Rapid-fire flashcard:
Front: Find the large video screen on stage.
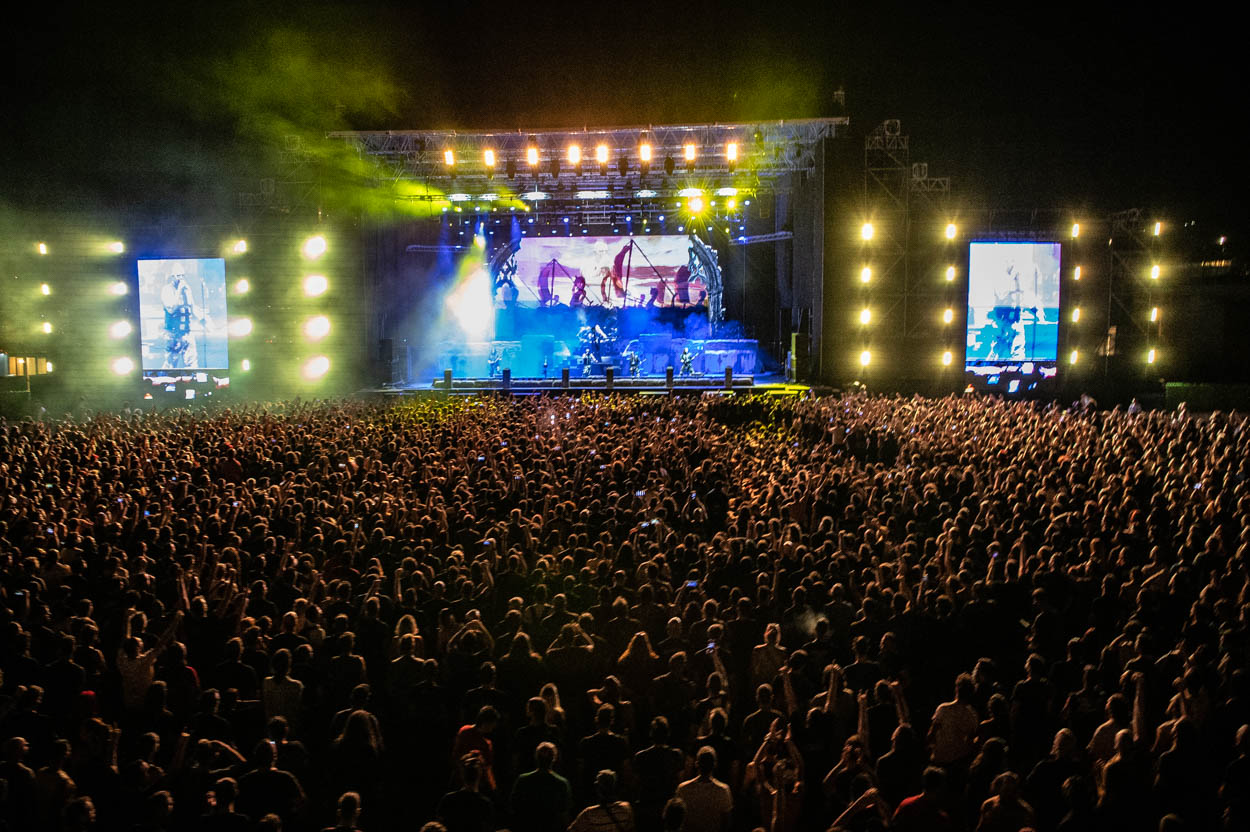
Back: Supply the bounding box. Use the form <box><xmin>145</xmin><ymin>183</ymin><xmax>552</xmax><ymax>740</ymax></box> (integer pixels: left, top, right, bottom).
<box><xmin>137</xmin><ymin>258</ymin><xmax>229</xmax><ymax>370</ymax></box>
<box><xmin>510</xmin><ymin>235</ymin><xmax>704</xmax><ymax>308</ymax></box>
<box><xmin>966</xmin><ymin>242</ymin><xmax>1061</xmax><ymax>368</ymax></box>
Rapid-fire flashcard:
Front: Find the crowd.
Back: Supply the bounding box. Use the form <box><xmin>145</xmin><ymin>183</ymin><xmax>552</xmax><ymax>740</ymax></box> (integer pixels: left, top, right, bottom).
<box><xmin>1</xmin><ymin>392</ymin><xmax>1249</xmax><ymax>832</ymax></box>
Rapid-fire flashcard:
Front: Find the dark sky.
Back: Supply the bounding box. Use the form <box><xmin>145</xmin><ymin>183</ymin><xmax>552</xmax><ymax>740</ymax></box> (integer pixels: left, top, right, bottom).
<box><xmin>2</xmin><ymin>1</ymin><xmax>1243</xmax><ymax>223</ymax></box>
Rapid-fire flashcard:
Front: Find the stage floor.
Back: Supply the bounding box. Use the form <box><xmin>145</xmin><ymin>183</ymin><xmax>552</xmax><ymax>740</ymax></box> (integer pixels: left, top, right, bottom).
<box><xmin>362</xmin><ymin>373</ymin><xmax>812</xmax><ymax>396</ymax></box>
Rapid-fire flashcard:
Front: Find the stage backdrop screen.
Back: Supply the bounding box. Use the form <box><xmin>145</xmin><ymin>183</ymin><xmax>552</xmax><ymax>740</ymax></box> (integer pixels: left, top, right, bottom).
<box><xmin>966</xmin><ymin>242</ymin><xmax>1061</xmax><ymax>368</ymax></box>
<box><xmin>137</xmin><ymin>258</ymin><xmax>229</xmax><ymax>371</ymax></box>
<box><xmin>509</xmin><ymin>235</ymin><xmax>704</xmax><ymax>309</ymax></box>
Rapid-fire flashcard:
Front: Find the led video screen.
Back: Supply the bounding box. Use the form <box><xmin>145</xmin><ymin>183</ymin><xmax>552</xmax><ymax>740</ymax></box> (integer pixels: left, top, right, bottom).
<box><xmin>138</xmin><ymin>258</ymin><xmax>229</xmax><ymax>370</ymax></box>
<box><xmin>509</xmin><ymin>235</ymin><xmax>705</xmax><ymax>309</ymax></box>
<box><xmin>966</xmin><ymin>242</ymin><xmax>1061</xmax><ymax>368</ymax></box>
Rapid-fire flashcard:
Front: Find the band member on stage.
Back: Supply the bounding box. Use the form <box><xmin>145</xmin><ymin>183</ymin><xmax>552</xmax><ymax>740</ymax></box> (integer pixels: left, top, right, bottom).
<box><xmin>581</xmin><ymin>349</ymin><xmax>594</xmax><ymax>377</ymax></box>
<box><xmin>161</xmin><ymin>265</ymin><xmax>204</xmax><ymax>369</ymax></box>
<box><xmin>542</xmin><ymin>356</ymin><xmax>549</xmax><ymax>378</ymax></box>
<box><xmin>646</xmin><ymin>287</ymin><xmax>660</xmax><ymax>309</ymax></box>
<box><xmin>571</xmin><ymin>275</ymin><xmax>588</xmax><ymax>307</ymax></box>
<box><xmin>487</xmin><ymin>347</ymin><xmax>501</xmax><ymax>378</ymax></box>
<box><xmin>680</xmin><ymin>347</ymin><xmax>694</xmax><ymax>376</ymax></box>
<box><xmin>628</xmin><ymin>351</ymin><xmax>641</xmax><ymax>378</ymax></box>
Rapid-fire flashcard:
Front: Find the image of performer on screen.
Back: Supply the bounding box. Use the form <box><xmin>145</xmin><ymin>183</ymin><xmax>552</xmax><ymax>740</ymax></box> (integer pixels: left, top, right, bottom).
<box><xmin>160</xmin><ymin>265</ymin><xmax>204</xmax><ymax>369</ymax></box>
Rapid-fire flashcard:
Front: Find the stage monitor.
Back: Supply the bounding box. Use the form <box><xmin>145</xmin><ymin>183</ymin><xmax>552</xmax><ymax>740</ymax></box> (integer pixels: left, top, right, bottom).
<box><xmin>137</xmin><ymin>258</ymin><xmax>229</xmax><ymax>371</ymax></box>
<box><xmin>509</xmin><ymin>235</ymin><xmax>705</xmax><ymax>309</ymax></box>
<box><xmin>966</xmin><ymin>242</ymin><xmax>1061</xmax><ymax>373</ymax></box>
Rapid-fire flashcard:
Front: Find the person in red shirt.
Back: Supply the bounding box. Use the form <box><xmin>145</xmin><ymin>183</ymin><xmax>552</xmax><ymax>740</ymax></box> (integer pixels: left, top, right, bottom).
<box><xmin>451</xmin><ymin>706</ymin><xmax>500</xmax><ymax>793</ymax></box>
<box><xmin>892</xmin><ymin>766</ymin><xmax>953</xmax><ymax>832</ymax></box>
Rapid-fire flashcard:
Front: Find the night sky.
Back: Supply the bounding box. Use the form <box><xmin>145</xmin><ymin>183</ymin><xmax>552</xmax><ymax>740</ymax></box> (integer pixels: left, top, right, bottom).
<box><xmin>2</xmin><ymin>1</ymin><xmax>1243</xmax><ymax>224</ymax></box>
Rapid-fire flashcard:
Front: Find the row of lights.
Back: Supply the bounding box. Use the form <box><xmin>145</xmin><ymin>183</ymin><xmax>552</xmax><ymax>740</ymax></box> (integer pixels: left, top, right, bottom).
<box><xmin>443</xmin><ymin>141</ymin><xmax>740</xmax><ymax>172</ymax></box>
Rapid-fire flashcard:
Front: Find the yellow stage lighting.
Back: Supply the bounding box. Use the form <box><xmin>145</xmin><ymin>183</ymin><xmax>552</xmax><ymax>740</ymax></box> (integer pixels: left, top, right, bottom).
<box><xmin>46</xmin><ymin>362</ymin><xmax>53</xmax><ymax>372</ymax></box>
<box><xmin>945</xmin><ymin>223</ymin><xmax>957</xmax><ymax>240</ymax></box>
<box><xmin>41</xmin><ymin>321</ymin><xmax>53</xmax><ymax>334</ymax></box>
<box><xmin>859</xmin><ymin>350</ymin><xmax>871</xmax><ymax>367</ymax></box>
<box><xmin>942</xmin><ymin>350</ymin><xmax>953</xmax><ymax>366</ymax></box>
<box><xmin>726</xmin><ymin>142</ymin><xmax>738</xmax><ymax>162</ymax></box>
<box><xmin>229</xmin><ymin>318</ymin><xmax>253</xmax><ymax>337</ymax></box>
<box><xmin>689</xmin><ymin>197</ymin><xmax>704</xmax><ymax>214</ymax></box>
<box><xmin>527</xmin><ymin>147</ymin><xmax>539</xmax><ymax>166</ymax></box>
<box><xmin>107</xmin><ymin>241</ymin><xmax>125</xmax><ymax>254</ymax></box>
<box><xmin>1153</xmin><ymin>221</ymin><xmax>1162</xmax><ymax>236</ymax></box>
<box><xmin>1073</xmin><ymin>266</ymin><xmax>1082</xmax><ymax>280</ymax></box>
<box><xmin>861</xmin><ymin>267</ymin><xmax>872</xmax><ymax>283</ymax></box>
<box><xmin>567</xmin><ymin>145</ymin><xmax>581</xmax><ymax>165</ymax></box>
<box><xmin>234</xmin><ymin>278</ymin><xmax>250</xmax><ymax>294</ymax></box>
<box><xmin>1069</xmin><ymin>349</ymin><xmax>1079</xmax><ymax>365</ymax></box>
<box><xmin>861</xmin><ymin>223</ymin><xmax>874</xmax><ymax>241</ymax></box>
<box><xmin>595</xmin><ymin>144</ymin><xmax>609</xmax><ymax>164</ymax></box>
<box><xmin>40</xmin><ymin>283</ymin><xmax>51</xmax><ymax>295</ymax></box>
<box><xmin>37</xmin><ymin>242</ymin><xmax>48</xmax><ymax>255</ymax></box>
<box><xmin>684</xmin><ymin>143</ymin><xmax>696</xmax><ymax>162</ymax></box>
<box><xmin>303</xmin><ymin>355</ymin><xmax>331</xmax><ymax>380</ymax></box>
<box><xmin>639</xmin><ymin>143</ymin><xmax>652</xmax><ymax>162</ymax></box>
<box><xmin>484</xmin><ymin>149</ymin><xmax>496</xmax><ymax>167</ymax></box>
<box><xmin>111</xmin><ymin>357</ymin><xmax>134</xmax><ymax>375</ymax></box>
<box><xmin>443</xmin><ymin>149</ymin><xmax>455</xmax><ymax>166</ymax></box>
<box><xmin>302</xmin><ymin>235</ymin><xmax>327</xmax><ymax>259</ymax></box>
<box><xmin>1150</xmin><ymin>307</ymin><xmax>1159</xmax><ymax>322</ymax></box>
<box><xmin>233</xmin><ymin>240</ymin><xmax>248</xmax><ymax>254</ymax></box>
<box><xmin>1147</xmin><ymin>348</ymin><xmax>1157</xmax><ymax>364</ymax></box>
<box><xmin>109</xmin><ymin>320</ymin><xmax>132</xmax><ymax>338</ymax></box>
<box><xmin>304</xmin><ymin>315</ymin><xmax>331</xmax><ymax>340</ymax></box>
<box><xmin>945</xmin><ymin>266</ymin><xmax>956</xmax><ymax>281</ymax></box>
<box><xmin>1071</xmin><ymin>307</ymin><xmax>1081</xmax><ymax>322</ymax></box>
<box><xmin>1071</xmin><ymin>223</ymin><xmax>1080</xmax><ymax>239</ymax></box>
<box><xmin>943</xmin><ymin>308</ymin><xmax>954</xmax><ymax>324</ymax></box>
<box><xmin>1150</xmin><ymin>264</ymin><xmax>1160</xmax><ymax>280</ymax></box>
<box><xmin>303</xmin><ymin>274</ymin><xmax>328</xmax><ymax>296</ymax></box>
<box><xmin>859</xmin><ymin>308</ymin><xmax>872</xmax><ymax>325</ymax></box>
<box><xmin>109</xmin><ymin>281</ymin><xmax>128</xmax><ymax>296</ymax></box>
<box><xmin>240</xmin><ymin>359</ymin><xmax>251</xmax><ymax>372</ymax></box>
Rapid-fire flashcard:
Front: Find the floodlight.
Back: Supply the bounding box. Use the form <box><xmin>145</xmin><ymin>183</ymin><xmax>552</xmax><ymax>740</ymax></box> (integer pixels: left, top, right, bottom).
<box><xmin>639</xmin><ymin>143</ymin><xmax>652</xmax><ymax>162</ymax></box>
<box><xmin>233</xmin><ymin>240</ymin><xmax>248</xmax><ymax>254</ymax></box>
<box><xmin>1150</xmin><ymin>264</ymin><xmax>1160</xmax><ymax>280</ymax></box>
<box><xmin>111</xmin><ymin>357</ymin><xmax>134</xmax><ymax>375</ymax></box>
<box><xmin>229</xmin><ymin>318</ymin><xmax>253</xmax><ymax>337</ymax></box>
<box><xmin>1153</xmin><ymin>221</ymin><xmax>1162</xmax><ymax>236</ymax></box>
<box><xmin>483</xmin><ymin>149</ymin><xmax>496</xmax><ymax>167</ymax></box>
<box><xmin>108</xmin><ymin>241</ymin><xmax>125</xmax><ymax>254</ymax></box>
<box><xmin>235</xmin><ymin>278</ymin><xmax>250</xmax><ymax>294</ymax></box>
<box><xmin>943</xmin><ymin>308</ymin><xmax>954</xmax><ymax>324</ymax></box>
<box><xmin>567</xmin><ymin>145</ymin><xmax>580</xmax><ymax>165</ymax></box>
<box><xmin>1150</xmin><ymin>307</ymin><xmax>1159</xmax><ymax>322</ymax></box>
<box><xmin>595</xmin><ymin>144</ymin><xmax>609</xmax><ymax>164</ymax></box>
<box><xmin>240</xmin><ymin>359</ymin><xmax>251</xmax><ymax>372</ymax></box>
<box><xmin>945</xmin><ymin>266</ymin><xmax>956</xmax><ymax>281</ymax></box>
<box><xmin>945</xmin><ymin>223</ymin><xmax>957</xmax><ymax>240</ymax></box>
<box><xmin>303</xmin><ymin>274</ymin><xmax>328</xmax><ymax>296</ymax></box>
<box><xmin>1147</xmin><ymin>348</ymin><xmax>1157</xmax><ymax>364</ymax></box>
<box><xmin>109</xmin><ymin>320</ymin><xmax>132</xmax><ymax>338</ymax></box>
<box><xmin>443</xmin><ymin>149</ymin><xmax>455</xmax><ymax>166</ymax></box>
<box><xmin>1071</xmin><ymin>223</ymin><xmax>1080</xmax><ymax>238</ymax></box>
<box><xmin>1069</xmin><ymin>349</ymin><xmax>1079</xmax><ymax>365</ymax></box>
<box><xmin>527</xmin><ymin>147</ymin><xmax>539</xmax><ymax>166</ymax></box>
<box><xmin>861</xmin><ymin>223</ymin><xmax>874</xmax><ymax>241</ymax></box>
<box><xmin>302</xmin><ymin>235</ymin><xmax>327</xmax><ymax>259</ymax></box>
<box><xmin>859</xmin><ymin>308</ymin><xmax>871</xmax><ymax>325</ymax></box>
<box><xmin>942</xmin><ymin>351</ymin><xmax>953</xmax><ymax>366</ymax></box>
<box><xmin>689</xmin><ymin>197</ymin><xmax>704</xmax><ymax>214</ymax></box>
<box><xmin>684</xmin><ymin>143</ymin><xmax>696</xmax><ymax>162</ymax></box>
<box><xmin>1073</xmin><ymin>266</ymin><xmax>1081</xmax><ymax>280</ymax></box>
<box><xmin>860</xmin><ymin>267</ymin><xmax>872</xmax><ymax>283</ymax></box>
<box><xmin>37</xmin><ymin>242</ymin><xmax>48</xmax><ymax>255</ymax></box>
<box><xmin>41</xmin><ymin>321</ymin><xmax>53</xmax><ymax>334</ymax></box>
<box><xmin>109</xmin><ymin>281</ymin><xmax>128</xmax><ymax>296</ymax></box>
<box><xmin>304</xmin><ymin>315</ymin><xmax>331</xmax><ymax>339</ymax></box>
<box><xmin>726</xmin><ymin>142</ymin><xmax>738</xmax><ymax>162</ymax></box>
<box><xmin>303</xmin><ymin>355</ymin><xmax>330</xmax><ymax>380</ymax></box>
<box><xmin>40</xmin><ymin>283</ymin><xmax>50</xmax><ymax>295</ymax></box>
<box><xmin>859</xmin><ymin>350</ymin><xmax>871</xmax><ymax>367</ymax></box>
<box><xmin>1071</xmin><ymin>307</ymin><xmax>1081</xmax><ymax>322</ymax></box>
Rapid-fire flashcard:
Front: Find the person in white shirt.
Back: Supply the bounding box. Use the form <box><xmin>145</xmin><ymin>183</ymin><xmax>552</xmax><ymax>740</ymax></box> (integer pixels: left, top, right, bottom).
<box><xmin>676</xmin><ymin>746</ymin><xmax>732</xmax><ymax>832</ymax></box>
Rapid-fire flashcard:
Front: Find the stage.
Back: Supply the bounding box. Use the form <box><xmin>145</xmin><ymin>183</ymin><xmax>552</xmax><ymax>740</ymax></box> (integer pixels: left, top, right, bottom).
<box><xmin>363</xmin><ymin>372</ymin><xmax>815</xmax><ymax>397</ymax></box>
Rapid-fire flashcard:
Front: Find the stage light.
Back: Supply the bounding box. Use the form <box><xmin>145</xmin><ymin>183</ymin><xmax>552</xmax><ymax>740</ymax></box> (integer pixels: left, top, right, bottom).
<box><xmin>41</xmin><ymin>321</ymin><xmax>53</xmax><ymax>334</ymax></box>
<box><xmin>303</xmin><ymin>274</ymin><xmax>328</xmax><ymax>296</ymax></box>
<box><xmin>302</xmin><ymin>235</ymin><xmax>327</xmax><ymax>259</ymax></box>
<box><xmin>40</xmin><ymin>283</ymin><xmax>50</xmax><ymax>295</ymax></box>
<box><xmin>46</xmin><ymin>362</ymin><xmax>52</xmax><ymax>372</ymax></box>
<box><xmin>483</xmin><ymin>149</ymin><xmax>496</xmax><ymax>168</ymax></box>
<box><xmin>235</xmin><ymin>278</ymin><xmax>250</xmax><ymax>294</ymax></box>
<box><xmin>861</xmin><ymin>223</ymin><xmax>874</xmax><ymax>241</ymax></box>
<box><xmin>1147</xmin><ymin>348</ymin><xmax>1157</xmax><ymax>364</ymax></box>
<box><xmin>945</xmin><ymin>223</ymin><xmax>957</xmax><ymax>240</ymax></box>
<box><xmin>575</xmin><ymin>190</ymin><xmax>610</xmax><ymax>199</ymax></box>
<box><xmin>240</xmin><ymin>359</ymin><xmax>251</xmax><ymax>372</ymax></box>
<box><xmin>521</xmin><ymin>191</ymin><xmax>549</xmax><ymax>201</ymax></box>
<box><xmin>443</xmin><ymin>149</ymin><xmax>455</xmax><ymax>166</ymax></box>
<box><xmin>527</xmin><ymin>147</ymin><xmax>539</xmax><ymax>166</ymax></box>
<box><xmin>304</xmin><ymin>315</ymin><xmax>331</xmax><ymax>339</ymax></box>
<box><xmin>109</xmin><ymin>281</ymin><xmax>128</xmax><ymax>296</ymax></box>
<box><xmin>595</xmin><ymin>144</ymin><xmax>609</xmax><ymax>165</ymax></box>
<box><xmin>1073</xmin><ymin>266</ymin><xmax>1082</xmax><ymax>280</ymax></box>
<box><xmin>233</xmin><ymin>240</ymin><xmax>248</xmax><ymax>254</ymax></box>
<box><xmin>229</xmin><ymin>318</ymin><xmax>253</xmax><ymax>337</ymax></box>
<box><xmin>943</xmin><ymin>308</ymin><xmax>954</xmax><ymax>324</ymax></box>
<box><xmin>1071</xmin><ymin>307</ymin><xmax>1081</xmax><ymax>323</ymax></box>
<box><xmin>639</xmin><ymin>143</ymin><xmax>652</xmax><ymax>163</ymax></box>
<box><xmin>689</xmin><ymin>197</ymin><xmax>704</xmax><ymax>214</ymax></box>
<box><xmin>111</xmin><ymin>357</ymin><xmax>134</xmax><ymax>375</ymax></box>
<box><xmin>1071</xmin><ymin>223</ymin><xmax>1080</xmax><ymax>239</ymax></box>
<box><xmin>945</xmin><ymin>266</ymin><xmax>955</xmax><ymax>281</ymax></box>
<box><xmin>859</xmin><ymin>308</ymin><xmax>872</xmax><ymax>325</ymax></box>
<box><xmin>567</xmin><ymin>145</ymin><xmax>580</xmax><ymax>165</ymax></box>
<box><xmin>1219</xmin><ymin>236</ymin><xmax>1227</xmax><ymax>245</ymax></box>
<box><xmin>942</xmin><ymin>351</ymin><xmax>953</xmax><ymax>366</ymax></box>
<box><xmin>449</xmin><ymin>193</ymin><xmax>471</xmax><ymax>202</ymax></box>
<box><xmin>1153</xmin><ymin>221</ymin><xmax>1162</xmax><ymax>236</ymax></box>
<box><xmin>1150</xmin><ymin>264</ymin><xmax>1161</xmax><ymax>280</ymax></box>
<box><xmin>1150</xmin><ymin>307</ymin><xmax>1159</xmax><ymax>322</ymax></box>
<box><xmin>859</xmin><ymin>350</ymin><xmax>871</xmax><ymax>367</ymax></box>
<box><xmin>1069</xmin><ymin>349</ymin><xmax>1079</xmax><ymax>365</ymax></box>
<box><xmin>37</xmin><ymin>242</ymin><xmax>48</xmax><ymax>255</ymax></box>
<box><xmin>474</xmin><ymin>234</ymin><xmax>486</xmax><ymax>248</ymax></box>
<box><xmin>860</xmin><ymin>267</ymin><xmax>872</xmax><ymax>283</ymax></box>
<box><xmin>109</xmin><ymin>320</ymin><xmax>132</xmax><ymax>338</ymax></box>
<box><xmin>716</xmin><ymin>187</ymin><xmax>738</xmax><ymax>196</ymax></box>
<box><xmin>726</xmin><ymin>142</ymin><xmax>738</xmax><ymax>162</ymax></box>
<box><xmin>684</xmin><ymin>143</ymin><xmax>696</xmax><ymax>162</ymax></box>
<box><xmin>636</xmin><ymin>189</ymin><xmax>657</xmax><ymax>198</ymax></box>
<box><xmin>727</xmin><ymin>198</ymin><xmax>737</xmax><ymax>210</ymax></box>
<box><xmin>108</xmin><ymin>241</ymin><xmax>125</xmax><ymax>254</ymax></box>
<box><xmin>303</xmin><ymin>355</ymin><xmax>331</xmax><ymax>380</ymax></box>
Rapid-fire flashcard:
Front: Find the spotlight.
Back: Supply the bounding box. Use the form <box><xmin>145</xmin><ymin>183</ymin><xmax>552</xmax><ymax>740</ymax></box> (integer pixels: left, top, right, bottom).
<box><xmin>567</xmin><ymin>144</ymin><xmax>580</xmax><ymax>165</ymax></box>
<box><xmin>943</xmin><ymin>308</ymin><xmax>954</xmax><ymax>324</ymax></box>
<box><xmin>861</xmin><ymin>222</ymin><xmax>874</xmax><ymax>241</ymax></box>
<box><xmin>111</xmin><ymin>356</ymin><xmax>134</xmax><ymax>375</ymax></box>
<box><xmin>1219</xmin><ymin>236</ymin><xmax>1226</xmax><ymax>245</ymax></box>
<box><xmin>46</xmin><ymin>362</ymin><xmax>53</xmax><ymax>372</ymax></box>
<box><xmin>302</xmin><ymin>235</ymin><xmax>327</xmax><ymax>259</ymax></box>
<box><xmin>1153</xmin><ymin>221</ymin><xmax>1162</xmax><ymax>236</ymax></box>
<box><xmin>109</xmin><ymin>320</ymin><xmax>132</xmax><ymax>338</ymax></box>
<box><xmin>596</xmin><ymin>144</ymin><xmax>609</xmax><ymax>165</ymax></box>
<box><xmin>1069</xmin><ymin>349</ymin><xmax>1079</xmax><ymax>365</ymax></box>
<box><xmin>240</xmin><ymin>359</ymin><xmax>251</xmax><ymax>372</ymax></box>
<box><xmin>234</xmin><ymin>278</ymin><xmax>250</xmax><ymax>294</ymax></box>
<box><xmin>1147</xmin><ymin>348</ymin><xmax>1157</xmax><ymax>364</ymax></box>
<box><xmin>684</xmin><ymin>143</ymin><xmax>696</xmax><ymax>163</ymax></box>
<box><xmin>1071</xmin><ymin>307</ymin><xmax>1081</xmax><ymax>323</ymax></box>
<box><xmin>1071</xmin><ymin>223</ymin><xmax>1080</xmax><ymax>239</ymax></box>
<box><xmin>109</xmin><ymin>281</ymin><xmax>129</xmax><ymax>296</ymax></box>
<box><xmin>233</xmin><ymin>240</ymin><xmax>248</xmax><ymax>254</ymax></box>
<box><xmin>1150</xmin><ymin>264</ymin><xmax>1160</xmax><ymax>280</ymax></box>
<box><xmin>107</xmin><ymin>241</ymin><xmax>125</xmax><ymax>254</ymax></box>
<box><xmin>689</xmin><ymin>197</ymin><xmax>704</xmax><ymax>214</ymax></box>
<box><xmin>639</xmin><ymin>143</ymin><xmax>652</xmax><ymax>163</ymax></box>
<box><xmin>945</xmin><ymin>223</ymin><xmax>957</xmax><ymax>240</ymax></box>
<box><xmin>37</xmin><ymin>242</ymin><xmax>48</xmax><ymax>255</ymax></box>
<box><xmin>942</xmin><ymin>351</ymin><xmax>953</xmax><ymax>366</ymax></box>
<box><xmin>303</xmin><ymin>355</ymin><xmax>331</xmax><ymax>380</ymax></box>
<box><xmin>859</xmin><ymin>308</ymin><xmax>871</xmax><ymax>325</ymax></box>
<box><xmin>303</xmin><ymin>274</ymin><xmax>328</xmax><ymax>296</ymax></box>
<box><xmin>860</xmin><ymin>267</ymin><xmax>872</xmax><ymax>283</ymax></box>
<box><xmin>859</xmin><ymin>350</ymin><xmax>871</xmax><ymax>367</ymax></box>
<box><xmin>727</xmin><ymin>198</ymin><xmax>737</xmax><ymax>210</ymax></box>
<box><xmin>483</xmin><ymin>149</ymin><xmax>496</xmax><ymax>168</ymax></box>
<box><xmin>444</xmin><ymin>149</ymin><xmax>455</xmax><ymax>166</ymax></box>
<box><xmin>1073</xmin><ymin>266</ymin><xmax>1082</xmax><ymax>280</ymax></box>
<box><xmin>229</xmin><ymin>318</ymin><xmax>253</xmax><ymax>337</ymax></box>
<box><xmin>527</xmin><ymin>147</ymin><xmax>539</xmax><ymax>166</ymax></box>
<box><xmin>726</xmin><ymin>142</ymin><xmax>738</xmax><ymax>162</ymax></box>
<box><xmin>304</xmin><ymin>315</ymin><xmax>331</xmax><ymax>339</ymax></box>
<box><xmin>1150</xmin><ymin>307</ymin><xmax>1159</xmax><ymax>322</ymax></box>
<box><xmin>40</xmin><ymin>283</ymin><xmax>50</xmax><ymax>295</ymax></box>
<box><xmin>41</xmin><ymin>321</ymin><xmax>53</xmax><ymax>334</ymax></box>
